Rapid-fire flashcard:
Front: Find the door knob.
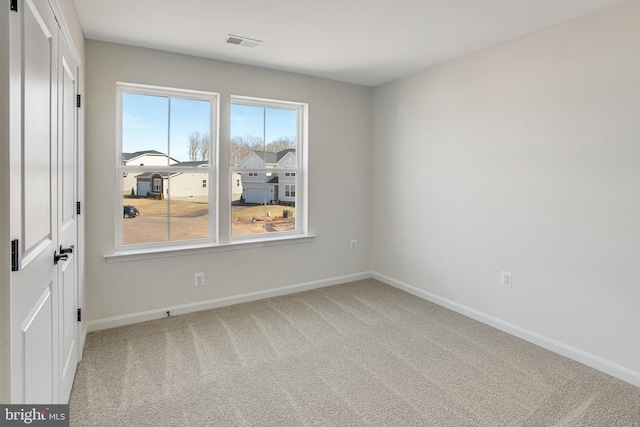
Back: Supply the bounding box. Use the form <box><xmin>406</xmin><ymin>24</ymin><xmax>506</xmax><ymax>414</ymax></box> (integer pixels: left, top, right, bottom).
<box><xmin>53</xmin><ymin>251</ymin><xmax>68</xmax><ymax>265</ymax></box>
<box><xmin>60</xmin><ymin>245</ymin><xmax>74</xmax><ymax>255</ymax></box>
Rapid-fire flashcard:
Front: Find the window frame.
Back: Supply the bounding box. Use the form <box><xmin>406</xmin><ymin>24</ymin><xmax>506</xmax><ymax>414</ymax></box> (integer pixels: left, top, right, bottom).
<box><xmin>152</xmin><ymin>177</ymin><xmax>162</xmax><ymax>193</ymax></box>
<box><xmin>115</xmin><ymin>82</ymin><xmax>220</xmax><ymax>250</ymax></box>
<box><xmin>229</xmin><ymin>95</ymin><xmax>308</xmax><ymax>241</ymax></box>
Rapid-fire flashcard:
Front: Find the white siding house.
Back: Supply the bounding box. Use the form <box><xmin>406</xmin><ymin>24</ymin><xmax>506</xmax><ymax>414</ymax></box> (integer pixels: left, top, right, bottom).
<box><xmin>231</xmin><ymin>173</ymin><xmax>243</xmax><ymax>202</ymax></box>
<box><xmin>239</xmin><ymin>149</ymin><xmax>296</xmax><ymax>205</ymax></box>
<box><xmin>135</xmin><ymin>161</ymin><xmax>209</xmax><ymax>202</ymax></box>
<box><xmin>122</xmin><ymin>150</ymin><xmax>178</xmax><ymax>195</ymax></box>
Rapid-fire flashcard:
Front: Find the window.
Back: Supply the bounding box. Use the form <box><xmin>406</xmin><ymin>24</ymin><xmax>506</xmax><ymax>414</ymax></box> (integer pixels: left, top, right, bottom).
<box><xmin>284</xmin><ymin>185</ymin><xmax>296</xmax><ymax>197</ymax></box>
<box><xmin>152</xmin><ymin>177</ymin><xmax>162</xmax><ymax>193</ymax></box>
<box><xmin>115</xmin><ymin>86</ymin><xmax>307</xmax><ymax>253</ymax></box>
<box><xmin>230</xmin><ymin>96</ymin><xmax>307</xmax><ymax>238</ymax></box>
<box><xmin>117</xmin><ymin>83</ymin><xmax>218</xmax><ymax>248</ymax></box>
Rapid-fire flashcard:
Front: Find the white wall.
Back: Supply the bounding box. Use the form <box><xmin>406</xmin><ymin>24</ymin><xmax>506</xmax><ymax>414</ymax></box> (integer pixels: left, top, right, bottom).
<box><xmin>372</xmin><ymin>0</ymin><xmax>640</xmax><ymax>382</ymax></box>
<box><xmin>84</xmin><ymin>40</ymin><xmax>372</xmax><ymax>321</ymax></box>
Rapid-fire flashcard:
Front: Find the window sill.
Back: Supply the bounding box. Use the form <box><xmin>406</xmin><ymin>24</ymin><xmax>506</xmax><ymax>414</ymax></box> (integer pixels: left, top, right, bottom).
<box><xmin>103</xmin><ymin>234</ymin><xmax>316</xmax><ymax>264</ymax></box>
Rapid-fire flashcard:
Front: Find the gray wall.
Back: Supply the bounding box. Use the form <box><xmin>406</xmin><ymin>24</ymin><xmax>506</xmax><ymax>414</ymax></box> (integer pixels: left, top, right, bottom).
<box><xmin>84</xmin><ymin>40</ymin><xmax>372</xmax><ymax>321</ymax></box>
<box><xmin>372</xmin><ymin>0</ymin><xmax>640</xmax><ymax>378</ymax></box>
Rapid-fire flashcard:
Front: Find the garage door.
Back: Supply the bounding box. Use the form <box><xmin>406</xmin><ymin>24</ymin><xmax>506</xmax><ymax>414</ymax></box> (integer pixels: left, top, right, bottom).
<box><xmin>244</xmin><ymin>188</ymin><xmax>266</xmax><ymax>204</ymax></box>
<box><xmin>137</xmin><ymin>181</ymin><xmax>151</xmax><ymax>197</ymax></box>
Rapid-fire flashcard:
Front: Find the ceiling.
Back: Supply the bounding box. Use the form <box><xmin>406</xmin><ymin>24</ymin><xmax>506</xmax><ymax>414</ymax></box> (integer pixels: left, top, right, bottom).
<box><xmin>73</xmin><ymin>0</ymin><xmax>628</xmax><ymax>87</ymax></box>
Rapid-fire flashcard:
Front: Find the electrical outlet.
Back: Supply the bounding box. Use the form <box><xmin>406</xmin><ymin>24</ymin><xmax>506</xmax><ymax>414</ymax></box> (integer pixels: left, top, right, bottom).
<box><xmin>350</xmin><ymin>239</ymin><xmax>357</xmax><ymax>251</ymax></box>
<box><xmin>501</xmin><ymin>271</ymin><xmax>512</xmax><ymax>288</ymax></box>
<box><xmin>195</xmin><ymin>272</ymin><xmax>205</xmax><ymax>287</ymax></box>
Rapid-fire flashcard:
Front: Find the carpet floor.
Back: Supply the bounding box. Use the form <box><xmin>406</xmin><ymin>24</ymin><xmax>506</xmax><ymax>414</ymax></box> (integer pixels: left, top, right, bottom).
<box><xmin>69</xmin><ymin>279</ymin><xmax>640</xmax><ymax>426</ymax></box>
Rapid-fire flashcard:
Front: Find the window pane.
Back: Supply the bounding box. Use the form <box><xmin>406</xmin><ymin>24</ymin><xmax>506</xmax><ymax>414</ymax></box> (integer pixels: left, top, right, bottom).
<box><xmin>122</xmin><ymin>94</ymin><xmax>169</xmax><ymax>164</ymax></box>
<box><xmin>265</xmin><ymin>107</ymin><xmax>296</xmax><ymax>152</ymax></box>
<box><xmin>122</xmin><ymin>174</ymin><xmax>169</xmax><ymax>245</ymax></box>
<box><xmin>169</xmin><ymin>173</ymin><xmax>209</xmax><ymax>241</ymax></box>
<box><xmin>232</xmin><ymin>179</ymin><xmax>267</xmax><ymax>236</ymax></box>
<box><xmin>231</xmin><ymin>174</ymin><xmax>296</xmax><ymax>237</ymax></box>
<box><xmin>230</xmin><ymin>104</ymin><xmax>265</xmax><ymax>167</ymax></box>
<box><xmin>169</xmin><ymin>98</ymin><xmax>211</xmax><ymax>163</ymax></box>
<box><xmin>230</xmin><ymin>104</ymin><xmax>297</xmax><ymax>167</ymax></box>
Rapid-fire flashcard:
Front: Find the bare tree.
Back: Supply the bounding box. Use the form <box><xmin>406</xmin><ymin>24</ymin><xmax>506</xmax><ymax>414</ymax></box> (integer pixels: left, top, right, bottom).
<box><xmin>188</xmin><ymin>132</ymin><xmax>200</xmax><ymax>161</ymax></box>
<box><xmin>230</xmin><ymin>134</ymin><xmax>263</xmax><ymax>166</ymax></box>
<box><xmin>200</xmin><ymin>133</ymin><xmax>210</xmax><ymax>161</ymax></box>
<box><xmin>187</xmin><ymin>132</ymin><xmax>210</xmax><ymax>161</ymax></box>
<box><xmin>265</xmin><ymin>136</ymin><xmax>295</xmax><ymax>153</ymax></box>
<box><xmin>229</xmin><ymin>135</ymin><xmax>295</xmax><ymax>166</ymax></box>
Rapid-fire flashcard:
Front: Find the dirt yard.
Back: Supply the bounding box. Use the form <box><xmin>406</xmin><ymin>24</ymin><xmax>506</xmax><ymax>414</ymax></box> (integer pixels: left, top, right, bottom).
<box><xmin>122</xmin><ymin>198</ymin><xmax>295</xmax><ymax>244</ymax></box>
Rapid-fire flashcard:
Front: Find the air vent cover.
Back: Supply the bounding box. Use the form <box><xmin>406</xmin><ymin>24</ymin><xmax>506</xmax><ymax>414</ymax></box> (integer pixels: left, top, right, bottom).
<box><xmin>226</xmin><ymin>34</ymin><xmax>262</xmax><ymax>48</ymax></box>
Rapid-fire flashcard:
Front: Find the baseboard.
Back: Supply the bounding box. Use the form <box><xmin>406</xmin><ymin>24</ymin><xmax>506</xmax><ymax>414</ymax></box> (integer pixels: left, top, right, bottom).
<box><xmin>79</xmin><ymin>321</ymin><xmax>89</xmax><ymax>361</ymax></box>
<box><xmin>86</xmin><ymin>271</ymin><xmax>372</xmax><ymax>333</ymax></box>
<box><xmin>372</xmin><ymin>271</ymin><xmax>640</xmax><ymax>389</ymax></box>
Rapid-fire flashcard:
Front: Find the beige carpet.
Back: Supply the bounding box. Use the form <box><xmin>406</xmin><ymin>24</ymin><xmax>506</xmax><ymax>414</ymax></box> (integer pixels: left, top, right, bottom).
<box><xmin>69</xmin><ymin>279</ymin><xmax>640</xmax><ymax>426</ymax></box>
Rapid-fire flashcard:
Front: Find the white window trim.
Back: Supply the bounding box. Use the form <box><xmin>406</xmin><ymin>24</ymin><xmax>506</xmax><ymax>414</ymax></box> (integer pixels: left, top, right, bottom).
<box><xmin>229</xmin><ymin>95</ymin><xmax>308</xmax><ymax>241</ymax></box>
<box><xmin>115</xmin><ymin>82</ymin><xmax>220</xmax><ymax>251</ymax></box>
<box><xmin>104</xmin><ymin>234</ymin><xmax>316</xmax><ymax>263</ymax></box>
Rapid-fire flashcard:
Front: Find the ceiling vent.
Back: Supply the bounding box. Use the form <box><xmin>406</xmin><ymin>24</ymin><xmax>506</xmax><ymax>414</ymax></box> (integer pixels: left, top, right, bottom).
<box><xmin>225</xmin><ymin>35</ymin><xmax>262</xmax><ymax>48</ymax></box>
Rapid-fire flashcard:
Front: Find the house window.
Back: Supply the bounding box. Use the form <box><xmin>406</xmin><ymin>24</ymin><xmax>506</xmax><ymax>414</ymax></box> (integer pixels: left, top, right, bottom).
<box><xmin>284</xmin><ymin>184</ymin><xmax>296</xmax><ymax>197</ymax></box>
<box><xmin>117</xmin><ymin>83</ymin><xmax>218</xmax><ymax>247</ymax></box>
<box><xmin>230</xmin><ymin>96</ymin><xmax>307</xmax><ymax>238</ymax></box>
<box><xmin>152</xmin><ymin>177</ymin><xmax>162</xmax><ymax>192</ymax></box>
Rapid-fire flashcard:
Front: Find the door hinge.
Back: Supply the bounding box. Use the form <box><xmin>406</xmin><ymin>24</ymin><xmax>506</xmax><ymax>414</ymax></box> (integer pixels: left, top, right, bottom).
<box><xmin>76</xmin><ymin>94</ymin><xmax>81</xmax><ymax>108</ymax></box>
<box><xmin>11</xmin><ymin>239</ymin><xmax>19</xmax><ymax>271</ymax></box>
<box><xmin>77</xmin><ymin>308</ymin><xmax>82</xmax><ymax>322</ymax></box>
<box><xmin>10</xmin><ymin>0</ymin><xmax>17</xmax><ymax>12</ymax></box>
<box><xmin>76</xmin><ymin>201</ymin><xmax>81</xmax><ymax>215</ymax></box>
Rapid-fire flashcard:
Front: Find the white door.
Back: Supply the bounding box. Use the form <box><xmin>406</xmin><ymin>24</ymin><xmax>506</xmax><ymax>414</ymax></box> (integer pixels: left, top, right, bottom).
<box><xmin>57</xmin><ymin>34</ymin><xmax>79</xmax><ymax>403</ymax></box>
<box><xmin>9</xmin><ymin>0</ymin><xmax>60</xmax><ymax>404</ymax></box>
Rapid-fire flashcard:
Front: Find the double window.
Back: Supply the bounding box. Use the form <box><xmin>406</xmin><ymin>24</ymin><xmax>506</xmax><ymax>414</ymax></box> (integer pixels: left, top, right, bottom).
<box><xmin>285</xmin><ymin>185</ymin><xmax>295</xmax><ymax>198</ymax></box>
<box><xmin>116</xmin><ymin>84</ymin><xmax>307</xmax><ymax>250</ymax></box>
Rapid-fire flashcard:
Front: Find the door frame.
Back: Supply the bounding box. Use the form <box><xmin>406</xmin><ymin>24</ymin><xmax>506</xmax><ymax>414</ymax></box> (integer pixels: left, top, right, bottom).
<box><xmin>47</xmin><ymin>0</ymin><xmax>86</xmax><ymax>373</ymax></box>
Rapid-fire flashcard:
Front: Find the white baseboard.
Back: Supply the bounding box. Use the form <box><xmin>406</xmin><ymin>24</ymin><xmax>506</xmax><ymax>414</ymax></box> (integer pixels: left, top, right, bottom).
<box><xmin>86</xmin><ymin>271</ymin><xmax>372</xmax><ymax>333</ymax></box>
<box><xmin>79</xmin><ymin>322</ymin><xmax>89</xmax><ymax>361</ymax></box>
<box><xmin>372</xmin><ymin>271</ymin><xmax>640</xmax><ymax>389</ymax></box>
